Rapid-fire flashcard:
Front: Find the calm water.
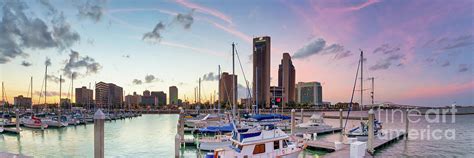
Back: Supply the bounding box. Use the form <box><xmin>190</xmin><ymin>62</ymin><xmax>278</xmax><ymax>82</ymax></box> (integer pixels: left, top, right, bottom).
<box><xmin>1</xmin><ymin>111</ymin><xmax>473</xmax><ymax>157</ymax></box>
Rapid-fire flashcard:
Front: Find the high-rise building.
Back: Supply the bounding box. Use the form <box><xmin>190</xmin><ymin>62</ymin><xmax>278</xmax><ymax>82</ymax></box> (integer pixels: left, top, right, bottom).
<box><xmin>278</xmin><ymin>52</ymin><xmax>296</xmax><ymax>107</ymax></box>
<box><xmin>253</xmin><ymin>36</ymin><xmax>271</xmax><ymax>108</ymax></box>
<box><xmin>143</xmin><ymin>90</ymin><xmax>150</xmax><ymax>96</ymax></box>
<box><xmin>75</xmin><ymin>86</ymin><xmax>93</xmax><ymax>105</ymax></box>
<box><xmin>169</xmin><ymin>86</ymin><xmax>178</xmax><ymax>105</ymax></box>
<box><xmin>151</xmin><ymin>91</ymin><xmax>167</xmax><ymax>106</ymax></box>
<box><xmin>14</xmin><ymin>95</ymin><xmax>32</xmax><ymax>107</ymax></box>
<box><xmin>95</xmin><ymin>82</ymin><xmax>123</xmax><ymax>108</ymax></box>
<box><xmin>296</xmin><ymin>82</ymin><xmax>323</xmax><ymax>106</ymax></box>
<box><xmin>219</xmin><ymin>72</ymin><xmax>237</xmax><ymax>106</ymax></box>
<box><xmin>125</xmin><ymin>92</ymin><xmax>141</xmax><ymax>107</ymax></box>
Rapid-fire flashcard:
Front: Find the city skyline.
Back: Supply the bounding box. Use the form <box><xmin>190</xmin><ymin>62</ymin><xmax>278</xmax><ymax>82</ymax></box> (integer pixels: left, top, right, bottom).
<box><xmin>0</xmin><ymin>0</ymin><xmax>473</xmax><ymax>106</ymax></box>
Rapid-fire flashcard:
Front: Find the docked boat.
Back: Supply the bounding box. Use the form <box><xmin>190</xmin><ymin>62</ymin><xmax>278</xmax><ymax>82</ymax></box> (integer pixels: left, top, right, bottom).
<box><xmin>347</xmin><ymin>119</ymin><xmax>383</xmax><ymax>137</ymax></box>
<box><xmin>185</xmin><ymin>114</ymin><xmax>222</xmax><ymax>128</ymax></box>
<box><xmin>212</xmin><ymin>124</ymin><xmax>306</xmax><ymax>158</ymax></box>
<box><xmin>42</xmin><ymin>115</ymin><xmax>68</xmax><ymax>128</ymax></box>
<box><xmin>294</xmin><ymin>114</ymin><xmax>332</xmax><ymax>133</ymax></box>
<box><xmin>198</xmin><ymin>135</ymin><xmax>233</xmax><ymax>151</ymax></box>
<box><xmin>21</xmin><ymin>116</ymin><xmax>48</xmax><ymax>129</ymax></box>
<box><xmin>0</xmin><ymin>114</ymin><xmax>16</xmax><ymax>127</ymax></box>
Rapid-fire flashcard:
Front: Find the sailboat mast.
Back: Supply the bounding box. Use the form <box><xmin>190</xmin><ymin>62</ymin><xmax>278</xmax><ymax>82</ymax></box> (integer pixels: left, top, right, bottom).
<box><xmin>59</xmin><ymin>75</ymin><xmax>62</xmax><ymax>109</ymax></box>
<box><xmin>218</xmin><ymin>65</ymin><xmax>221</xmax><ymax>114</ymax></box>
<box><xmin>360</xmin><ymin>50</ymin><xmax>364</xmax><ymax>111</ymax></box>
<box><xmin>371</xmin><ymin>77</ymin><xmax>374</xmax><ymax>105</ymax></box>
<box><xmin>45</xmin><ymin>63</ymin><xmax>48</xmax><ymax>105</ymax></box>
<box><xmin>232</xmin><ymin>42</ymin><xmax>236</xmax><ymax>118</ymax></box>
<box><xmin>31</xmin><ymin>76</ymin><xmax>33</xmax><ymax>109</ymax></box>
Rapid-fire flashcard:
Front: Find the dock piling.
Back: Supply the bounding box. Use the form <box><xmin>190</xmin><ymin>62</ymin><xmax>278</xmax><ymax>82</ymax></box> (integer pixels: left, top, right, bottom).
<box><xmin>405</xmin><ymin>109</ymin><xmax>409</xmax><ymax>136</ymax></box>
<box><xmin>367</xmin><ymin>109</ymin><xmax>374</xmax><ymax>154</ymax></box>
<box><xmin>94</xmin><ymin>109</ymin><xmax>105</xmax><ymax>158</ymax></box>
<box><xmin>291</xmin><ymin>109</ymin><xmax>295</xmax><ymax>135</ymax></box>
<box><xmin>15</xmin><ymin>109</ymin><xmax>20</xmax><ymax>131</ymax></box>
<box><xmin>300</xmin><ymin>108</ymin><xmax>304</xmax><ymax>123</ymax></box>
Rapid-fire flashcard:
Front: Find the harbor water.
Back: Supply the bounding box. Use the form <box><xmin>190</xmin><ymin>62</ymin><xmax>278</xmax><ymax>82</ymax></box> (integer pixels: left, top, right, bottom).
<box><xmin>1</xmin><ymin>111</ymin><xmax>473</xmax><ymax>157</ymax></box>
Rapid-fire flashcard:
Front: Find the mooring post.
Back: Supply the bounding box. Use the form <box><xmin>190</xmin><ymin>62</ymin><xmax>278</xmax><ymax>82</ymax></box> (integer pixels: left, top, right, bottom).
<box><xmin>291</xmin><ymin>109</ymin><xmax>295</xmax><ymax>135</ymax></box>
<box><xmin>94</xmin><ymin>109</ymin><xmax>105</xmax><ymax>158</ymax></box>
<box><xmin>179</xmin><ymin>108</ymin><xmax>185</xmax><ymax>146</ymax></box>
<box><xmin>300</xmin><ymin>108</ymin><xmax>304</xmax><ymax>124</ymax></box>
<box><xmin>339</xmin><ymin>109</ymin><xmax>343</xmax><ymax>142</ymax></box>
<box><xmin>367</xmin><ymin>109</ymin><xmax>374</xmax><ymax>154</ymax></box>
<box><xmin>175</xmin><ymin>134</ymin><xmax>180</xmax><ymax>158</ymax></box>
<box><xmin>15</xmin><ymin>109</ymin><xmax>20</xmax><ymax>131</ymax></box>
<box><xmin>405</xmin><ymin>109</ymin><xmax>409</xmax><ymax>136</ymax></box>
<box><xmin>339</xmin><ymin>109</ymin><xmax>343</xmax><ymax>128</ymax></box>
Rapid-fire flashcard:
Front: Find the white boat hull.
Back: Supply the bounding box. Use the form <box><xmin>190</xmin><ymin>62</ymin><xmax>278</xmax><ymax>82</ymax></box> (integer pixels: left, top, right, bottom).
<box><xmin>199</xmin><ymin>141</ymin><xmax>232</xmax><ymax>151</ymax></box>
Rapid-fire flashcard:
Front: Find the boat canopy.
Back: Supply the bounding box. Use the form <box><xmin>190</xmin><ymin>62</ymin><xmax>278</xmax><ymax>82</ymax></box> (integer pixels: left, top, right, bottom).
<box><xmin>250</xmin><ymin>114</ymin><xmax>290</xmax><ymax>121</ymax></box>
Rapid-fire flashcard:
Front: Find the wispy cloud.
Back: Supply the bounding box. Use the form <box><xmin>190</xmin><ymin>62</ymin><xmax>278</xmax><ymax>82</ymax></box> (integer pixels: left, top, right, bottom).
<box><xmin>21</xmin><ymin>61</ymin><xmax>32</xmax><ymax>67</ymax></box>
<box><xmin>175</xmin><ymin>0</ymin><xmax>233</xmax><ymax>25</ymax></box>
<box><xmin>161</xmin><ymin>41</ymin><xmax>223</xmax><ymax>57</ymax></box>
<box><xmin>202</xmin><ymin>72</ymin><xmax>219</xmax><ymax>81</ymax></box>
<box><xmin>62</xmin><ymin>50</ymin><xmax>102</xmax><ymax>79</ymax></box>
<box><xmin>132</xmin><ymin>74</ymin><xmax>162</xmax><ymax>85</ymax></box>
<box><xmin>369</xmin><ymin>54</ymin><xmax>405</xmax><ymax>71</ymax></box>
<box><xmin>458</xmin><ymin>64</ymin><xmax>470</xmax><ymax>73</ymax></box>
<box><xmin>401</xmin><ymin>81</ymin><xmax>474</xmax><ymax>99</ymax></box>
<box><xmin>292</xmin><ymin>38</ymin><xmax>351</xmax><ymax>60</ymax></box>
<box><xmin>75</xmin><ymin>0</ymin><xmax>107</xmax><ymax>22</ymax></box>
<box><xmin>373</xmin><ymin>44</ymin><xmax>401</xmax><ymax>54</ymax></box>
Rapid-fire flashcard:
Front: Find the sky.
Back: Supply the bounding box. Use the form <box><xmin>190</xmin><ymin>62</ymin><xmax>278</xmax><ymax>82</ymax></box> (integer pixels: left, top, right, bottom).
<box><xmin>0</xmin><ymin>0</ymin><xmax>473</xmax><ymax>107</ymax></box>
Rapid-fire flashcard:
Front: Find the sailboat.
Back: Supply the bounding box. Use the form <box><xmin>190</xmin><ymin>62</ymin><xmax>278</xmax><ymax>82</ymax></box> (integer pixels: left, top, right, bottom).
<box><xmin>21</xmin><ymin>115</ymin><xmax>48</xmax><ymax>129</ymax></box>
<box><xmin>345</xmin><ymin>50</ymin><xmax>383</xmax><ymax>138</ymax></box>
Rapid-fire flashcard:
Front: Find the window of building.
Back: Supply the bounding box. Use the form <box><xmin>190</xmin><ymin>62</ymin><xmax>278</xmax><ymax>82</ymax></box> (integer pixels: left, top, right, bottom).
<box><xmin>274</xmin><ymin>140</ymin><xmax>280</xmax><ymax>150</ymax></box>
<box><xmin>253</xmin><ymin>144</ymin><xmax>266</xmax><ymax>154</ymax></box>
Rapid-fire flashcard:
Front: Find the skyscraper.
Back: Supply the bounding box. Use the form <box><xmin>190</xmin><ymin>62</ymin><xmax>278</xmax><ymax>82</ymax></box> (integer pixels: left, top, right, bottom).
<box><xmin>151</xmin><ymin>91</ymin><xmax>167</xmax><ymax>106</ymax></box>
<box><xmin>296</xmin><ymin>82</ymin><xmax>323</xmax><ymax>106</ymax></box>
<box><xmin>278</xmin><ymin>53</ymin><xmax>296</xmax><ymax>108</ymax></box>
<box><xmin>75</xmin><ymin>86</ymin><xmax>93</xmax><ymax>105</ymax></box>
<box><xmin>219</xmin><ymin>72</ymin><xmax>237</xmax><ymax>106</ymax></box>
<box><xmin>253</xmin><ymin>36</ymin><xmax>271</xmax><ymax>108</ymax></box>
<box><xmin>95</xmin><ymin>82</ymin><xmax>123</xmax><ymax>108</ymax></box>
<box><xmin>169</xmin><ymin>86</ymin><xmax>178</xmax><ymax>105</ymax></box>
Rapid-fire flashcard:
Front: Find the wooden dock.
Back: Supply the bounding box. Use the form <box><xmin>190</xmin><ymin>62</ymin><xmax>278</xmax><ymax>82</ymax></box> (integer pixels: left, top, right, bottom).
<box><xmin>2</xmin><ymin>128</ymin><xmax>21</xmax><ymax>134</ymax></box>
<box><xmin>304</xmin><ymin>131</ymin><xmax>407</xmax><ymax>157</ymax></box>
<box><xmin>294</xmin><ymin>127</ymin><xmax>342</xmax><ymax>136</ymax></box>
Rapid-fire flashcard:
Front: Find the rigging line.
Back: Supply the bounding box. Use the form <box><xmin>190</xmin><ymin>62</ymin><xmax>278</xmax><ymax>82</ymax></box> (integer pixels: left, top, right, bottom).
<box><xmin>234</xmin><ymin>45</ymin><xmax>252</xmax><ymax>99</ymax></box>
<box><xmin>343</xmin><ymin>54</ymin><xmax>362</xmax><ymax>131</ymax></box>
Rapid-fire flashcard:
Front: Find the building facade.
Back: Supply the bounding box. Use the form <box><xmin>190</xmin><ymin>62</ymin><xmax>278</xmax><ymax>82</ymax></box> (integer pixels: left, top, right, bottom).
<box><xmin>270</xmin><ymin>86</ymin><xmax>283</xmax><ymax>107</ymax></box>
<box><xmin>296</xmin><ymin>82</ymin><xmax>323</xmax><ymax>106</ymax></box>
<box><xmin>219</xmin><ymin>72</ymin><xmax>237</xmax><ymax>106</ymax></box>
<box><xmin>253</xmin><ymin>36</ymin><xmax>271</xmax><ymax>108</ymax></box>
<box><xmin>151</xmin><ymin>91</ymin><xmax>167</xmax><ymax>106</ymax></box>
<box><xmin>14</xmin><ymin>95</ymin><xmax>32</xmax><ymax>107</ymax></box>
<box><xmin>278</xmin><ymin>52</ymin><xmax>296</xmax><ymax>107</ymax></box>
<box><xmin>95</xmin><ymin>82</ymin><xmax>123</xmax><ymax>108</ymax></box>
<box><xmin>125</xmin><ymin>92</ymin><xmax>141</xmax><ymax>107</ymax></box>
<box><xmin>169</xmin><ymin>86</ymin><xmax>178</xmax><ymax>105</ymax></box>
<box><xmin>75</xmin><ymin>86</ymin><xmax>93</xmax><ymax>105</ymax></box>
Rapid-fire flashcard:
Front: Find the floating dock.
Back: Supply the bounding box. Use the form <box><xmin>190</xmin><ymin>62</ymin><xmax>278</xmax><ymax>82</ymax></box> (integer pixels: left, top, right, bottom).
<box><xmin>304</xmin><ymin>131</ymin><xmax>407</xmax><ymax>157</ymax></box>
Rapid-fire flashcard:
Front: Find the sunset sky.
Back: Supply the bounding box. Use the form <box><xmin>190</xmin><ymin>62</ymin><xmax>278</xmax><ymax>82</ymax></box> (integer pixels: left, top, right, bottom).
<box><xmin>0</xmin><ymin>0</ymin><xmax>473</xmax><ymax>106</ymax></box>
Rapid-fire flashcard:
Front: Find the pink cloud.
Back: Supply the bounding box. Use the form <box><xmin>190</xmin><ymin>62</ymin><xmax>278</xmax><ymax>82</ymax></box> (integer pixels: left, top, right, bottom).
<box><xmin>175</xmin><ymin>0</ymin><xmax>233</xmax><ymax>25</ymax></box>
<box><xmin>207</xmin><ymin>20</ymin><xmax>252</xmax><ymax>44</ymax></box>
<box><xmin>400</xmin><ymin>81</ymin><xmax>474</xmax><ymax>99</ymax></box>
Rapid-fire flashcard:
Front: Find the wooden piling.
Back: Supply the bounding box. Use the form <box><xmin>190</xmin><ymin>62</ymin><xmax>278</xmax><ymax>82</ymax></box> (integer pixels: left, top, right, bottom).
<box><xmin>94</xmin><ymin>109</ymin><xmax>105</xmax><ymax>158</ymax></box>
<box><xmin>15</xmin><ymin>109</ymin><xmax>20</xmax><ymax>131</ymax></box>
<box><xmin>291</xmin><ymin>109</ymin><xmax>295</xmax><ymax>135</ymax></box>
<box><xmin>367</xmin><ymin>109</ymin><xmax>374</xmax><ymax>154</ymax></box>
<box><xmin>300</xmin><ymin>108</ymin><xmax>304</xmax><ymax>123</ymax></box>
<box><xmin>405</xmin><ymin>109</ymin><xmax>409</xmax><ymax>136</ymax></box>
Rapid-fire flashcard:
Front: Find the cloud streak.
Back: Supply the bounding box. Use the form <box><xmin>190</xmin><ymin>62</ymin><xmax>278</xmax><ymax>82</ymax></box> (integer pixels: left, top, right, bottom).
<box><xmin>369</xmin><ymin>54</ymin><xmax>405</xmax><ymax>71</ymax></box>
<box><xmin>175</xmin><ymin>0</ymin><xmax>233</xmax><ymax>25</ymax></box>
<box><xmin>293</xmin><ymin>38</ymin><xmax>352</xmax><ymax>60</ymax></box>
<box><xmin>202</xmin><ymin>72</ymin><xmax>219</xmax><ymax>81</ymax></box>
